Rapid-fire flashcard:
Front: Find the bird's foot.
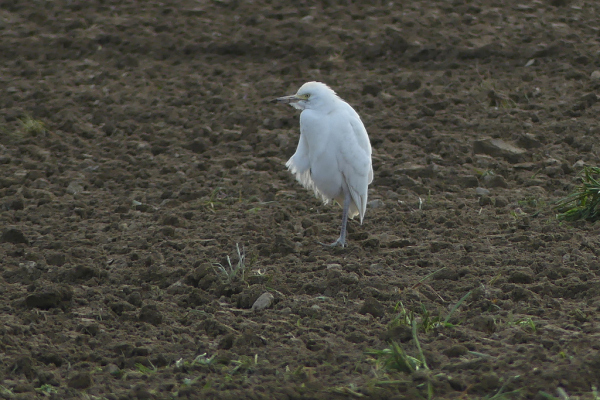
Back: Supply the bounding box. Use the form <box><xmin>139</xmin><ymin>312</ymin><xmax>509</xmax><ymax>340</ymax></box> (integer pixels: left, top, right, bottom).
<box><xmin>318</xmin><ymin>238</ymin><xmax>346</xmax><ymax>248</ymax></box>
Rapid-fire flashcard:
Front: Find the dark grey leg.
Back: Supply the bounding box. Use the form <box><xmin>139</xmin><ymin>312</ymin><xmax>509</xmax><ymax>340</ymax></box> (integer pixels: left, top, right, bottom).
<box><xmin>319</xmin><ymin>191</ymin><xmax>351</xmax><ymax>248</ymax></box>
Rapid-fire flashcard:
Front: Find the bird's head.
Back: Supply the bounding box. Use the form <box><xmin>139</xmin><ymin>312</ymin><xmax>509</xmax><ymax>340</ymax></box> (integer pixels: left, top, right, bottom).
<box><xmin>273</xmin><ymin>81</ymin><xmax>338</xmax><ymax>111</ymax></box>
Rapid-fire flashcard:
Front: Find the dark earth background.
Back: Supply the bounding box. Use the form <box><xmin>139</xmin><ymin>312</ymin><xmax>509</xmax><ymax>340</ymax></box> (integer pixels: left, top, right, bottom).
<box><xmin>1</xmin><ymin>0</ymin><xmax>600</xmax><ymax>399</ymax></box>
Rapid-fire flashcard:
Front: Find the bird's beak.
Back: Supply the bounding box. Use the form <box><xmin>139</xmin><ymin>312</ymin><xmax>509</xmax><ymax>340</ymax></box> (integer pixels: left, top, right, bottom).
<box><xmin>271</xmin><ymin>94</ymin><xmax>301</xmax><ymax>104</ymax></box>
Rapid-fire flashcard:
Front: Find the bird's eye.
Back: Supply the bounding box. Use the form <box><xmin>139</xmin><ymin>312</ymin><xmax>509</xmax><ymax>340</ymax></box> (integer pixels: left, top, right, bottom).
<box><xmin>302</xmin><ymin>94</ymin><xmax>310</xmax><ymax>99</ymax></box>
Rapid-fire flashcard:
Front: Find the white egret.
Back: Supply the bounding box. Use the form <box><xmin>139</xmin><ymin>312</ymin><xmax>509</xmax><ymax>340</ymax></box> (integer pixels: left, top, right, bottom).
<box><xmin>274</xmin><ymin>82</ymin><xmax>373</xmax><ymax>247</ymax></box>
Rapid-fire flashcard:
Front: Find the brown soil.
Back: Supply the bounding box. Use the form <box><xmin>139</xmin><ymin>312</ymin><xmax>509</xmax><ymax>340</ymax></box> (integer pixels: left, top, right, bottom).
<box><xmin>1</xmin><ymin>0</ymin><xmax>600</xmax><ymax>399</ymax></box>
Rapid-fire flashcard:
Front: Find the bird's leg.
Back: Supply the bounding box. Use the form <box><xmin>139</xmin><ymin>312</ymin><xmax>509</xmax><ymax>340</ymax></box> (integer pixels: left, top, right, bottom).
<box><xmin>320</xmin><ymin>191</ymin><xmax>351</xmax><ymax>248</ymax></box>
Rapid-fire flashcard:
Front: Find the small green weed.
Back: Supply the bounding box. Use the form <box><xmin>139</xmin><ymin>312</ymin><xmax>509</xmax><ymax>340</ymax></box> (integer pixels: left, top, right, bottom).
<box><xmin>202</xmin><ymin>187</ymin><xmax>225</xmax><ymax>210</ymax></box>
<box><xmin>390</xmin><ymin>290</ymin><xmax>472</xmax><ymax>333</ymax></box>
<box><xmin>515</xmin><ymin>317</ymin><xmax>536</xmax><ymax>332</ymax></box>
<box><xmin>368</xmin><ymin>319</ymin><xmax>433</xmax><ymax>398</ymax></box>
<box><xmin>555</xmin><ymin>166</ymin><xmax>600</xmax><ymax>222</ymax></box>
<box><xmin>0</xmin><ymin>385</ymin><xmax>14</xmax><ymax>398</ymax></box>
<box><xmin>19</xmin><ymin>115</ymin><xmax>46</xmax><ymax>136</ymax></box>
<box><xmin>175</xmin><ymin>352</ymin><xmax>216</xmax><ymax>370</ymax></box>
<box><xmin>539</xmin><ymin>385</ymin><xmax>600</xmax><ymax>400</ymax></box>
<box><xmin>388</xmin><ymin>301</ymin><xmax>413</xmax><ymax>328</ymax></box>
<box><xmin>330</xmin><ymin>383</ymin><xmax>365</xmax><ymax>397</ymax></box>
<box><xmin>2</xmin><ymin>115</ymin><xmax>47</xmax><ymax>144</ymax></box>
<box><xmin>213</xmin><ymin>243</ymin><xmax>247</xmax><ymax>284</ymax></box>
<box><xmin>367</xmin><ymin>340</ymin><xmax>424</xmax><ymax>374</ymax></box>
<box><xmin>135</xmin><ymin>362</ymin><xmax>157</xmax><ymax>375</ymax></box>
<box><xmin>419</xmin><ymin>303</ymin><xmax>446</xmax><ymax>333</ymax></box>
<box><xmin>474</xmin><ymin>169</ymin><xmax>495</xmax><ymax>178</ymax></box>
<box><xmin>228</xmin><ymin>355</ymin><xmax>256</xmax><ymax>374</ymax></box>
<box><xmin>507</xmin><ymin>313</ymin><xmax>537</xmax><ymax>332</ymax></box>
<box><xmin>192</xmin><ymin>353</ymin><xmax>216</xmax><ymax>367</ymax></box>
<box><xmin>35</xmin><ymin>384</ymin><xmax>58</xmax><ymax>396</ymax></box>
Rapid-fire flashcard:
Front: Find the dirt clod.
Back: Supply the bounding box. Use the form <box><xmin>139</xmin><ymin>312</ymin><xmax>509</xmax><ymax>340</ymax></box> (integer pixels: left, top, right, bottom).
<box><xmin>443</xmin><ymin>345</ymin><xmax>469</xmax><ymax>358</ymax></box>
<box><xmin>25</xmin><ymin>285</ymin><xmax>73</xmax><ymax>309</ymax></box>
<box><xmin>1</xmin><ymin>228</ymin><xmax>29</xmax><ymax>244</ymax></box>
<box><xmin>359</xmin><ymin>297</ymin><xmax>386</xmax><ymax>318</ymax></box>
<box><xmin>67</xmin><ymin>372</ymin><xmax>93</xmax><ymax>389</ymax></box>
<box><xmin>138</xmin><ymin>305</ymin><xmax>163</xmax><ymax>326</ymax></box>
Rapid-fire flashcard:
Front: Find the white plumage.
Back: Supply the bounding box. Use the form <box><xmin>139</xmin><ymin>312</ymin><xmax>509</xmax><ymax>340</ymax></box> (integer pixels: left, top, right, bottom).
<box><xmin>275</xmin><ymin>81</ymin><xmax>373</xmax><ymax>247</ymax></box>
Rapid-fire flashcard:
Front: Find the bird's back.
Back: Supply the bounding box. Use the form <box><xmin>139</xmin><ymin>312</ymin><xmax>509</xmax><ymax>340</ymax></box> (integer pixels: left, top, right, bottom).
<box><xmin>339</xmin><ymin>101</ymin><xmax>373</xmax><ymax>183</ymax></box>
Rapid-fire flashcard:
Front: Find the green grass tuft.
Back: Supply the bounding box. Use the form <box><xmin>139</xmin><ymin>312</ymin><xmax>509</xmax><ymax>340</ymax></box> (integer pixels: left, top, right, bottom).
<box><xmin>19</xmin><ymin>115</ymin><xmax>46</xmax><ymax>136</ymax></box>
<box><xmin>213</xmin><ymin>243</ymin><xmax>247</xmax><ymax>284</ymax></box>
<box><xmin>555</xmin><ymin>166</ymin><xmax>600</xmax><ymax>222</ymax></box>
<box><xmin>366</xmin><ymin>341</ymin><xmax>424</xmax><ymax>374</ymax></box>
<box><xmin>135</xmin><ymin>362</ymin><xmax>157</xmax><ymax>375</ymax></box>
<box><xmin>35</xmin><ymin>383</ymin><xmax>58</xmax><ymax>395</ymax></box>
<box><xmin>389</xmin><ymin>290</ymin><xmax>472</xmax><ymax>333</ymax></box>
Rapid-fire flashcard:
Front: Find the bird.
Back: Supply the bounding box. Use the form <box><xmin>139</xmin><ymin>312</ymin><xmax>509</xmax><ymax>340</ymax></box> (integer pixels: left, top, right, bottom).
<box><xmin>274</xmin><ymin>81</ymin><xmax>373</xmax><ymax>248</ymax></box>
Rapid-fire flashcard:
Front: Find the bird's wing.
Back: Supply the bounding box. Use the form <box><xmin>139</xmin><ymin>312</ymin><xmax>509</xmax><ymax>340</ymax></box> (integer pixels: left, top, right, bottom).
<box><xmin>337</xmin><ymin>107</ymin><xmax>373</xmax><ymax>223</ymax></box>
<box><xmin>286</xmin><ymin>132</ymin><xmax>319</xmax><ymax>197</ymax></box>
<box><xmin>344</xmin><ymin>103</ymin><xmax>373</xmax><ymax>184</ymax></box>
<box><xmin>286</xmin><ymin>131</ymin><xmax>310</xmax><ymax>174</ymax></box>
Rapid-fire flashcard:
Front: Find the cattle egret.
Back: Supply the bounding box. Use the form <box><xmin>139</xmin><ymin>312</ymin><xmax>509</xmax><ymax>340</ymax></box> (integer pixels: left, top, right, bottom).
<box><xmin>274</xmin><ymin>82</ymin><xmax>373</xmax><ymax>247</ymax></box>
